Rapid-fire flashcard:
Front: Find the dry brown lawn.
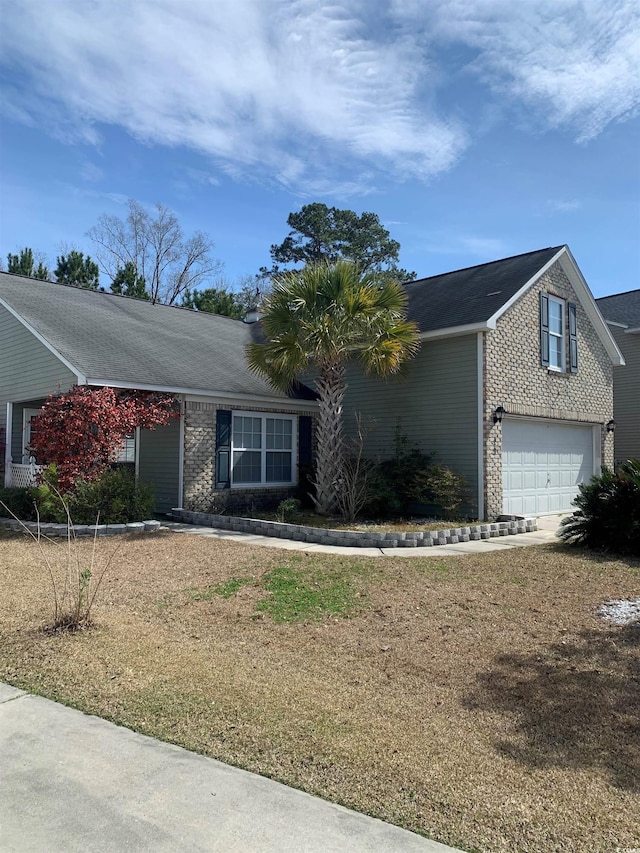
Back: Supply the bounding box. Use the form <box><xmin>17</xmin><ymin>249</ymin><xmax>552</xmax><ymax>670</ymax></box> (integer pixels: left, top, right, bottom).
<box><xmin>0</xmin><ymin>529</ymin><xmax>638</xmax><ymax>853</ymax></box>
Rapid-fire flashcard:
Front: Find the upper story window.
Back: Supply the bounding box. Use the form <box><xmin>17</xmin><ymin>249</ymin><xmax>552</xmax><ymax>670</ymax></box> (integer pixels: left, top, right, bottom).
<box><xmin>548</xmin><ymin>296</ymin><xmax>565</xmax><ymax>371</ymax></box>
<box><xmin>540</xmin><ymin>291</ymin><xmax>578</xmax><ymax>374</ymax></box>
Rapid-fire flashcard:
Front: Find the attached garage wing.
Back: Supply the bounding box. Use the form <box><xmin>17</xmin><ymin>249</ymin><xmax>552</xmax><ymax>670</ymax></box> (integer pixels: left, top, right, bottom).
<box><xmin>502</xmin><ymin>420</ymin><xmax>596</xmax><ymax>516</ymax></box>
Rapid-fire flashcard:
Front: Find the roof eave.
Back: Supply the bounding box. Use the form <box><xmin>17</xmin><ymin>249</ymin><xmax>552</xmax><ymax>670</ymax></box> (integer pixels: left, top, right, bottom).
<box><xmin>419</xmin><ymin>320</ymin><xmax>493</xmax><ymax>341</ymax></box>
<box><xmin>84</xmin><ymin>378</ymin><xmax>319</xmax><ymax>409</ymax></box>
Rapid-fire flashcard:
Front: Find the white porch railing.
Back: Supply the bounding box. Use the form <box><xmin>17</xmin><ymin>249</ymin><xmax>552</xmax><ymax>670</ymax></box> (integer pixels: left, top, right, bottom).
<box><xmin>8</xmin><ymin>463</ymin><xmax>43</xmax><ymax>489</ymax></box>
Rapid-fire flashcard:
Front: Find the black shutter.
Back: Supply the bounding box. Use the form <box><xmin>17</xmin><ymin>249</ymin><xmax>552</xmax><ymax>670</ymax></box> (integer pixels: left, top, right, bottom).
<box><xmin>215</xmin><ymin>409</ymin><xmax>231</xmax><ymax>489</ymax></box>
<box><xmin>298</xmin><ymin>416</ymin><xmax>313</xmax><ymax>467</ymax></box>
<box><xmin>540</xmin><ymin>291</ymin><xmax>550</xmax><ymax>367</ymax></box>
<box><xmin>568</xmin><ymin>302</ymin><xmax>578</xmax><ymax>373</ymax></box>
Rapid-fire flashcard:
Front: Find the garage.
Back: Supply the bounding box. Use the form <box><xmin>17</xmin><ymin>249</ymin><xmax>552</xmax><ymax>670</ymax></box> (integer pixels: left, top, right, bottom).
<box><xmin>502</xmin><ymin>419</ymin><xmax>596</xmax><ymax>516</ymax></box>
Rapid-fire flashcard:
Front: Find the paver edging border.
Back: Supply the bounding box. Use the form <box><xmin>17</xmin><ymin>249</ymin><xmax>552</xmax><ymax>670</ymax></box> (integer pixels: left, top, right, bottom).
<box><xmin>0</xmin><ymin>518</ymin><xmax>163</xmax><ymax>537</ymax></box>
<box><xmin>168</xmin><ymin>509</ymin><xmax>537</xmax><ymax>548</ymax></box>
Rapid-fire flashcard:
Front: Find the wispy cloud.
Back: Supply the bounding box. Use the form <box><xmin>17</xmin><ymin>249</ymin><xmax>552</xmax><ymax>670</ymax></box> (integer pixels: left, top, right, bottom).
<box><xmin>547</xmin><ymin>199</ymin><xmax>582</xmax><ymax>213</ymax></box>
<box><xmin>422</xmin><ymin>232</ymin><xmax>508</xmax><ymax>258</ymax></box>
<box><xmin>0</xmin><ymin>0</ymin><xmax>466</xmax><ymax>193</ymax></box>
<box><xmin>399</xmin><ymin>0</ymin><xmax>640</xmax><ymax>140</ymax></box>
<box><xmin>0</xmin><ymin>0</ymin><xmax>637</xmax><ymax>196</ymax></box>
<box><xmin>79</xmin><ymin>160</ymin><xmax>104</xmax><ymax>184</ymax></box>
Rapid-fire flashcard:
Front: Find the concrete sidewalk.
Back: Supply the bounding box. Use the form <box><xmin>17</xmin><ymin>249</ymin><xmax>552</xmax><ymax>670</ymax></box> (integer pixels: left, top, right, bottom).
<box><xmin>0</xmin><ymin>684</ymin><xmax>462</xmax><ymax>853</ymax></box>
<box><xmin>165</xmin><ymin>514</ymin><xmax>564</xmax><ymax>557</ymax></box>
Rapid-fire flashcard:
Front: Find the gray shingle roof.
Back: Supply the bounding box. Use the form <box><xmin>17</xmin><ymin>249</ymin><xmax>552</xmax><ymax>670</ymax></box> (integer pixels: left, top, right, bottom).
<box><xmin>404</xmin><ymin>246</ymin><xmax>563</xmax><ymax>331</ymax></box>
<box><xmin>0</xmin><ymin>246</ymin><xmax>577</xmax><ymax>395</ymax></box>
<box><xmin>596</xmin><ymin>289</ymin><xmax>640</xmax><ymax>328</ymax></box>
<box><xmin>0</xmin><ymin>273</ymin><xmax>314</xmax><ymax>399</ymax></box>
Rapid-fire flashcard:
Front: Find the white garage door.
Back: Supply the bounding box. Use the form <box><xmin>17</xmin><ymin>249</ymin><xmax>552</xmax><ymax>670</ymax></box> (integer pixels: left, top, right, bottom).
<box><xmin>502</xmin><ymin>420</ymin><xmax>595</xmax><ymax>516</ymax></box>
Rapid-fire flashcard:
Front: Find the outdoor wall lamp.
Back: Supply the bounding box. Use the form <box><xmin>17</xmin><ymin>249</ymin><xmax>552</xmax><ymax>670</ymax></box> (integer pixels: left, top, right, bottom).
<box><xmin>493</xmin><ymin>405</ymin><xmax>506</xmax><ymax>424</ymax></box>
<box><xmin>606</xmin><ymin>419</ymin><xmax>616</xmax><ymax>433</ymax></box>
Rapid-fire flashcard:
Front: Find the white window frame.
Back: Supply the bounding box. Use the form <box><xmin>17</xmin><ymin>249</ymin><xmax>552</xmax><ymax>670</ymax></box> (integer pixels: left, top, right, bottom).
<box><xmin>230</xmin><ymin>411</ymin><xmax>297</xmax><ymax>488</ymax></box>
<box><xmin>547</xmin><ymin>295</ymin><xmax>565</xmax><ymax>372</ymax></box>
<box><xmin>112</xmin><ymin>428</ymin><xmax>140</xmax><ymax>478</ymax></box>
<box><xmin>114</xmin><ymin>433</ymin><xmax>136</xmax><ymax>464</ymax></box>
<box><xmin>21</xmin><ymin>408</ymin><xmax>42</xmax><ymax>464</ymax></box>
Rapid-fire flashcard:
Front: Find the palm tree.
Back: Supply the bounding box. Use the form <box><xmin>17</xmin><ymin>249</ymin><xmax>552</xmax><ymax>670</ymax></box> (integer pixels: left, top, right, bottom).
<box><xmin>246</xmin><ymin>261</ymin><xmax>419</xmax><ymax>515</ymax></box>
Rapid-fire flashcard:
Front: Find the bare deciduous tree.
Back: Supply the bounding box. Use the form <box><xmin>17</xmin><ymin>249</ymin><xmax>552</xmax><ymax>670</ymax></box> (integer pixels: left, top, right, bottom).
<box><xmin>335</xmin><ymin>413</ymin><xmax>373</xmax><ymax>523</ymax></box>
<box><xmin>87</xmin><ymin>199</ymin><xmax>222</xmax><ymax>304</ymax></box>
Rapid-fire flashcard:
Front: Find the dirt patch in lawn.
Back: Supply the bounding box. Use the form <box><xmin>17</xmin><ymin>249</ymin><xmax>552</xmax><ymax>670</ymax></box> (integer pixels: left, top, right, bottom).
<box><xmin>0</xmin><ymin>529</ymin><xmax>638</xmax><ymax>853</ymax></box>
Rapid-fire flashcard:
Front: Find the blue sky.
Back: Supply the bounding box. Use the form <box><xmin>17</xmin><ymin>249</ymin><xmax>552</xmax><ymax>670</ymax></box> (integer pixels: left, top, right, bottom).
<box><xmin>0</xmin><ymin>0</ymin><xmax>638</xmax><ymax>297</ymax></box>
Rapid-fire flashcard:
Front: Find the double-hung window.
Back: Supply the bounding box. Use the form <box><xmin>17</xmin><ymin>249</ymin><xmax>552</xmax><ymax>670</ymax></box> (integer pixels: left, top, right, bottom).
<box><xmin>540</xmin><ymin>291</ymin><xmax>578</xmax><ymax>373</ymax></box>
<box><xmin>114</xmin><ymin>433</ymin><xmax>136</xmax><ymax>465</ymax></box>
<box><xmin>231</xmin><ymin>413</ymin><xmax>296</xmax><ymax>486</ymax></box>
<box><xmin>547</xmin><ymin>296</ymin><xmax>565</xmax><ymax>371</ymax></box>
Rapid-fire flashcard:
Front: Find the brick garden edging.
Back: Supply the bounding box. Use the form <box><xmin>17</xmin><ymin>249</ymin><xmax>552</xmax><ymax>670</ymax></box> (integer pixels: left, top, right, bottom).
<box><xmin>0</xmin><ymin>518</ymin><xmax>163</xmax><ymax>538</ymax></box>
<box><xmin>168</xmin><ymin>509</ymin><xmax>537</xmax><ymax>548</ymax></box>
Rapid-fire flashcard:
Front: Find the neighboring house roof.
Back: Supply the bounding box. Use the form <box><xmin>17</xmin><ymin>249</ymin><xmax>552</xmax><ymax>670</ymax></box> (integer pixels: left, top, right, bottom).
<box><xmin>404</xmin><ymin>244</ymin><xmax>624</xmax><ymax>364</ymax></box>
<box><xmin>0</xmin><ymin>273</ymin><xmax>315</xmax><ymax>401</ymax></box>
<box><xmin>596</xmin><ymin>289</ymin><xmax>640</xmax><ymax>331</ymax></box>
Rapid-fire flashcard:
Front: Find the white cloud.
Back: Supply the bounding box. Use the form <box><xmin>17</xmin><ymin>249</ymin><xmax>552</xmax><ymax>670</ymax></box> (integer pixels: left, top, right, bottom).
<box><xmin>421</xmin><ymin>232</ymin><xmax>508</xmax><ymax>258</ymax></box>
<box><xmin>79</xmin><ymin>160</ymin><xmax>104</xmax><ymax>184</ymax></box>
<box><xmin>395</xmin><ymin>0</ymin><xmax>640</xmax><ymax>140</ymax></box>
<box><xmin>1</xmin><ymin>1</ymin><xmax>636</xmax><ymax>195</ymax></box>
<box><xmin>0</xmin><ymin>0</ymin><xmax>466</xmax><ymax>193</ymax></box>
<box><xmin>547</xmin><ymin>199</ymin><xmax>582</xmax><ymax>213</ymax></box>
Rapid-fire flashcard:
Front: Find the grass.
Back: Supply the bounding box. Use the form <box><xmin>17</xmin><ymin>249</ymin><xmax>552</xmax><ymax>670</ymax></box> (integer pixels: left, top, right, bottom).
<box><xmin>0</xmin><ymin>528</ymin><xmax>638</xmax><ymax>853</ymax></box>
<box><xmin>255</xmin><ymin>562</ymin><xmax>362</xmax><ymax>622</ymax></box>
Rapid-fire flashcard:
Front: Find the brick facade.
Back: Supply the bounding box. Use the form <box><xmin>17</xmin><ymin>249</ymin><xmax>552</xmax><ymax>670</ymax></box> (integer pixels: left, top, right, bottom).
<box><xmin>483</xmin><ymin>261</ymin><xmax>614</xmax><ymax>518</ymax></box>
<box><xmin>183</xmin><ymin>399</ymin><xmax>315</xmax><ymax>514</ymax></box>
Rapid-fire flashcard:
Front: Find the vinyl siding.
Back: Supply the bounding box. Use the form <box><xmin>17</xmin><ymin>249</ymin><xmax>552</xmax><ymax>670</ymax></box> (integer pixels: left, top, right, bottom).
<box><xmin>342</xmin><ymin>335</ymin><xmax>479</xmax><ymax>514</ymax></box>
<box><xmin>609</xmin><ymin>325</ymin><xmax>640</xmax><ymax>464</ymax></box>
<box><xmin>138</xmin><ymin>417</ymin><xmax>181</xmax><ymax>513</ymax></box>
<box><xmin>0</xmin><ymin>304</ymin><xmax>77</xmax><ymax>465</ymax></box>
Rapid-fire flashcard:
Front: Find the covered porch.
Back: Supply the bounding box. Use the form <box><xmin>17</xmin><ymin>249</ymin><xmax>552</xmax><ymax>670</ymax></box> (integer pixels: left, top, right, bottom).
<box><xmin>3</xmin><ymin>399</ymin><xmax>46</xmax><ymax>488</ymax></box>
<box><xmin>3</xmin><ymin>400</ymin><xmax>182</xmax><ymax>513</ymax></box>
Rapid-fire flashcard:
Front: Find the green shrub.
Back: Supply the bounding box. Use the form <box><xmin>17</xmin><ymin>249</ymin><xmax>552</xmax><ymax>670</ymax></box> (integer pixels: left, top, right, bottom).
<box><xmin>67</xmin><ymin>467</ymin><xmax>155</xmax><ymax>524</ymax></box>
<box><xmin>34</xmin><ymin>465</ymin><xmax>68</xmax><ymax>522</ymax></box>
<box><xmin>0</xmin><ymin>487</ymin><xmax>38</xmax><ymax>521</ymax></box>
<box><xmin>360</xmin><ymin>433</ymin><xmax>467</xmax><ymax>519</ymax></box>
<box><xmin>360</xmin><ymin>466</ymin><xmax>402</xmax><ymax>517</ymax></box>
<box><xmin>559</xmin><ymin>458</ymin><xmax>640</xmax><ymax>556</ymax></box>
<box><xmin>422</xmin><ymin>464</ymin><xmax>468</xmax><ymax>517</ymax></box>
<box><xmin>276</xmin><ymin>497</ymin><xmax>302</xmax><ymax>523</ymax></box>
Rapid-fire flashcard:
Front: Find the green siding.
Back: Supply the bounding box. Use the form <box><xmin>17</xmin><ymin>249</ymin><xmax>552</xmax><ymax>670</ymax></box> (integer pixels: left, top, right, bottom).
<box><xmin>609</xmin><ymin>326</ymin><xmax>640</xmax><ymax>464</ymax></box>
<box><xmin>342</xmin><ymin>335</ymin><xmax>479</xmax><ymax>513</ymax></box>
<box><xmin>138</xmin><ymin>418</ymin><xmax>181</xmax><ymax>513</ymax></box>
<box><xmin>0</xmin><ymin>304</ymin><xmax>77</xmax><ymax>466</ymax></box>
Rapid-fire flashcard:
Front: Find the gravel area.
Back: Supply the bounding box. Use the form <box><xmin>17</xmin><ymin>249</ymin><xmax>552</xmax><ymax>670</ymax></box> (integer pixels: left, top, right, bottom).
<box><xmin>598</xmin><ymin>598</ymin><xmax>640</xmax><ymax>626</ymax></box>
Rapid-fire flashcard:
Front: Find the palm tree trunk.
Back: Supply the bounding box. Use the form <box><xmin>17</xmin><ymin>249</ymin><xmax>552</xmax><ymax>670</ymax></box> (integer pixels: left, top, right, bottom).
<box><xmin>313</xmin><ymin>362</ymin><xmax>345</xmax><ymax>515</ymax></box>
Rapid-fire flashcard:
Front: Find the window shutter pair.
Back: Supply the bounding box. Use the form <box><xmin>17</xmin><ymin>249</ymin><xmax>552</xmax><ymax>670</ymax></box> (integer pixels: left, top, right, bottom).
<box><xmin>539</xmin><ymin>292</ymin><xmax>578</xmax><ymax>372</ymax></box>
<box><xmin>215</xmin><ymin>411</ymin><xmax>314</xmax><ymax>489</ymax></box>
